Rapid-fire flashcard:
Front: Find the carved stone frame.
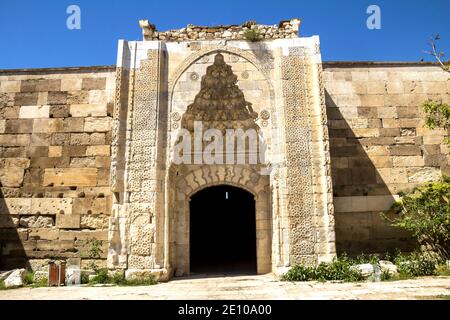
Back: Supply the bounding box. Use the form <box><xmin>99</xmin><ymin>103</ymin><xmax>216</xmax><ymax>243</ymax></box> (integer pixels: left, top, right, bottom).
<box><xmin>108</xmin><ymin>39</ymin><xmax>336</xmax><ymax>279</ymax></box>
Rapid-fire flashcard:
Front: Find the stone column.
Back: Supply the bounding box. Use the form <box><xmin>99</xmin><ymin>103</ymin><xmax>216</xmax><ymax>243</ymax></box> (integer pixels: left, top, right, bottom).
<box><xmin>108</xmin><ymin>41</ymin><xmax>169</xmax><ymax>279</ymax></box>
<box><xmin>279</xmin><ymin>40</ymin><xmax>335</xmax><ymax>267</ymax></box>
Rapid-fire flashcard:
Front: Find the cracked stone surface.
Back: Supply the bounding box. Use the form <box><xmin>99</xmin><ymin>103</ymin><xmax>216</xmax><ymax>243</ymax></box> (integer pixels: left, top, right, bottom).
<box><xmin>1</xmin><ymin>275</ymin><xmax>450</xmax><ymax>300</ymax></box>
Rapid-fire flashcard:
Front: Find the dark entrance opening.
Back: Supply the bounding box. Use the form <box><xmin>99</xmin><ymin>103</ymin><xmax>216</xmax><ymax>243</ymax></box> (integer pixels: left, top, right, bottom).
<box><xmin>189</xmin><ymin>185</ymin><xmax>257</xmax><ymax>274</ymax></box>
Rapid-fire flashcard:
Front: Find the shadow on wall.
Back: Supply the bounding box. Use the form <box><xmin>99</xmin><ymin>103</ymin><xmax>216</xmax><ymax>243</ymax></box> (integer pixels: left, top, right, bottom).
<box><xmin>0</xmin><ymin>188</ymin><xmax>30</xmax><ymax>270</ymax></box>
<box><xmin>325</xmin><ymin>90</ymin><xmax>416</xmax><ymax>256</ymax></box>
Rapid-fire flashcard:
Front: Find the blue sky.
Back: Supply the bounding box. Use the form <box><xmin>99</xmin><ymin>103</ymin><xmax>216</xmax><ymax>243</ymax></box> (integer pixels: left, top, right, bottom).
<box><xmin>0</xmin><ymin>0</ymin><xmax>449</xmax><ymax>69</ymax></box>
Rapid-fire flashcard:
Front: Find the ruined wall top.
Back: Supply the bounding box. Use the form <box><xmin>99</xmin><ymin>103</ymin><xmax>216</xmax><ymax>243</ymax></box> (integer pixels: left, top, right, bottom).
<box><xmin>138</xmin><ymin>18</ymin><xmax>301</xmax><ymax>41</ymax></box>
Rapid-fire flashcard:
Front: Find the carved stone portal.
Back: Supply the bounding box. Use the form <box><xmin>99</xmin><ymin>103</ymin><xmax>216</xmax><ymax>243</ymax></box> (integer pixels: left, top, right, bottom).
<box><xmin>108</xmin><ymin>35</ymin><xmax>336</xmax><ymax>280</ymax></box>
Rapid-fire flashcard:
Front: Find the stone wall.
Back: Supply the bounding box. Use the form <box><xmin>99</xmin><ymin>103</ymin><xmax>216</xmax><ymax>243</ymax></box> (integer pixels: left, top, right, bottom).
<box><xmin>0</xmin><ymin>66</ymin><xmax>115</xmax><ymax>271</ymax></box>
<box><xmin>1</xmin><ymin>58</ymin><xmax>449</xmax><ymax>273</ymax></box>
<box><xmin>323</xmin><ymin>62</ymin><xmax>450</xmax><ymax>255</ymax></box>
<box><xmin>139</xmin><ymin>19</ymin><xmax>301</xmax><ymax>41</ymax></box>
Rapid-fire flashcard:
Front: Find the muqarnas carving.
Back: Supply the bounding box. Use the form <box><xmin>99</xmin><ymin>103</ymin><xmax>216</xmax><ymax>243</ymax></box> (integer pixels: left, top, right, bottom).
<box><xmin>181</xmin><ymin>53</ymin><xmax>258</xmax><ymax>132</ymax></box>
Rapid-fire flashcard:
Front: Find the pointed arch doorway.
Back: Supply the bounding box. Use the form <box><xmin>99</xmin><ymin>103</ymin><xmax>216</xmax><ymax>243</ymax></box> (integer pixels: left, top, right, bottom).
<box><xmin>189</xmin><ymin>185</ymin><xmax>257</xmax><ymax>274</ymax></box>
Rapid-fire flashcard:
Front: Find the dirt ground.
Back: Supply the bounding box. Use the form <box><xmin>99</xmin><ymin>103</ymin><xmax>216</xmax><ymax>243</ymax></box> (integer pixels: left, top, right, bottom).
<box><xmin>1</xmin><ymin>274</ymin><xmax>450</xmax><ymax>300</ymax></box>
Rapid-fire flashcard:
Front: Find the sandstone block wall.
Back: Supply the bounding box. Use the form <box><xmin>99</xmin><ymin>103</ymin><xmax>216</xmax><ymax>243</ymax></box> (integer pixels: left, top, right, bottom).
<box><xmin>0</xmin><ymin>66</ymin><xmax>115</xmax><ymax>271</ymax></box>
<box><xmin>1</xmin><ymin>60</ymin><xmax>449</xmax><ymax>271</ymax></box>
<box><xmin>324</xmin><ymin>62</ymin><xmax>450</xmax><ymax>255</ymax></box>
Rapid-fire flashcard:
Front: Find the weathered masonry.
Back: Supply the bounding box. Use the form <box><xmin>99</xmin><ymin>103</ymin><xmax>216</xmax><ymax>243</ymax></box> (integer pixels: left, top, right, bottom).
<box><xmin>0</xmin><ymin>19</ymin><xmax>449</xmax><ymax>280</ymax></box>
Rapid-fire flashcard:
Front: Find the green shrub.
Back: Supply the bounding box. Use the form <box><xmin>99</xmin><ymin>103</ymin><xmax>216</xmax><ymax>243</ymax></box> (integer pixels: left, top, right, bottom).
<box><xmin>124</xmin><ymin>275</ymin><xmax>157</xmax><ymax>286</ymax></box>
<box><xmin>88</xmin><ymin>268</ymin><xmax>109</xmax><ymax>284</ymax></box>
<box><xmin>354</xmin><ymin>253</ymin><xmax>382</xmax><ymax>265</ymax></box>
<box><xmin>423</xmin><ymin>100</ymin><xmax>450</xmax><ymax>131</ymax></box>
<box><xmin>436</xmin><ymin>263</ymin><xmax>450</xmax><ymax>276</ymax></box>
<box><xmin>110</xmin><ymin>272</ymin><xmax>127</xmax><ymax>285</ymax></box>
<box><xmin>381</xmin><ymin>270</ymin><xmax>393</xmax><ymax>281</ymax></box>
<box><xmin>282</xmin><ymin>265</ymin><xmax>313</xmax><ymax>282</ymax></box>
<box><xmin>87</xmin><ymin>269</ymin><xmax>157</xmax><ymax>286</ymax></box>
<box><xmin>243</xmin><ymin>29</ymin><xmax>261</xmax><ymax>42</ymax></box>
<box><xmin>394</xmin><ymin>252</ymin><xmax>437</xmax><ymax>277</ymax></box>
<box><xmin>23</xmin><ymin>271</ymin><xmax>34</xmax><ymax>285</ymax></box>
<box><xmin>80</xmin><ymin>272</ymin><xmax>90</xmax><ymax>284</ymax></box>
<box><xmin>0</xmin><ymin>280</ymin><xmax>5</xmax><ymax>290</ymax></box>
<box><xmin>282</xmin><ymin>255</ymin><xmax>364</xmax><ymax>282</ymax></box>
<box><xmin>32</xmin><ymin>277</ymin><xmax>48</xmax><ymax>288</ymax></box>
<box><xmin>384</xmin><ymin>177</ymin><xmax>450</xmax><ymax>261</ymax></box>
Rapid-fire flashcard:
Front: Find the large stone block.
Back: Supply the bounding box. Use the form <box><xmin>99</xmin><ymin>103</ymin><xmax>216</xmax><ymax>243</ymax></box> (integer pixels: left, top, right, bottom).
<box><xmin>0</xmin><ymin>198</ymin><xmax>32</xmax><ymax>215</ymax></box>
<box><xmin>33</xmin><ymin>119</ymin><xmax>64</xmax><ymax>133</ymax></box>
<box><xmin>56</xmin><ymin>214</ymin><xmax>81</xmax><ymax>229</ymax></box>
<box><xmin>0</xmin><ymin>134</ymin><xmax>30</xmax><ymax>146</ymax></box>
<box><xmin>5</xmin><ymin>119</ymin><xmax>33</xmax><ymax>133</ymax></box>
<box><xmin>62</xmin><ymin>145</ymin><xmax>87</xmax><ymax>157</ymax></box>
<box><xmin>31</xmin><ymin>198</ymin><xmax>73</xmax><ymax>215</ymax></box>
<box><xmin>49</xmin><ymin>105</ymin><xmax>70</xmax><ymax>118</ymax></box>
<box><xmin>407</xmin><ymin>167</ymin><xmax>441</xmax><ymax>183</ymax></box>
<box><xmin>42</xmin><ymin>168</ymin><xmax>98</xmax><ymax>187</ymax></box>
<box><xmin>63</xmin><ymin>118</ymin><xmax>84</xmax><ymax>132</ymax></box>
<box><xmin>386</xmin><ymin>81</ymin><xmax>404</xmax><ymax>94</ymax></box>
<box><xmin>389</xmin><ymin>145</ymin><xmax>422</xmax><ymax>156</ymax></box>
<box><xmin>47</xmin><ymin>91</ymin><xmax>67</xmax><ymax>105</ymax></box>
<box><xmin>19</xmin><ymin>105</ymin><xmax>49</xmax><ymax>118</ymax></box>
<box><xmin>70</xmin><ymin>157</ymin><xmax>96</xmax><ymax>167</ymax></box>
<box><xmin>359</xmin><ymin>94</ymin><xmax>384</xmax><ymax>107</ymax></box>
<box><xmin>73</xmin><ymin>197</ymin><xmax>109</xmax><ymax>215</ymax></box>
<box><xmin>19</xmin><ymin>216</ymin><xmax>54</xmax><ymax>228</ymax></box>
<box><xmin>30</xmin><ymin>156</ymin><xmax>70</xmax><ymax>169</ymax></box>
<box><xmin>0</xmin><ymin>81</ymin><xmax>21</xmax><ymax>93</ymax></box>
<box><xmin>88</xmin><ymin>90</ymin><xmax>109</xmax><ymax>104</ymax></box>
<box><xmin>31</xmin><ymin>133</ymin><xmax>51</xmax><ymax>146</ymax></box>
<box><xmin>48</xmin><ymin>146</ymin><xmax>63</xmax><ymax>157</ymax></box>
<box><xmin>369</xmin><ymin>155</ymin><xmax>392</xmax><ymax>168</ymax></box>
<box><xmin>14</xmin><ymin>92</ymin><xmax>39</xmax><ymax>106</ymax></box>
<box><xmin>86</xmin><ymin>145</ymin><xmax>110</xmax><ymax>156</ymax></box>
<box><xmin>366</xmin><ymin>81</ymin><xmax>386</xmax><ymax>94</ymax></box>
<box><xmin>84</xmin><ymin>117</ymin><xmax>111</xmax><ymax>132</ymax></box>
<box><xmin>376</xmin><ymin>168</ymin><xmax>408</xmax><ymax>184</ymax></box>
<box><xmin>0</xmin><ymin>105</ymin><xmax>19</xmax><ymax>119</ymax></box>
<box><xmin>393</xmin><ymin>156</ymin><xmax>425</xmax><ymax>167</ymax></box>
<box><xmin>27</xmin><ymin>146</ymin><xmax>49</xmax><ymax>157</ymax></box>
<box><xmin>0</xmin><ymin>158</ymin><xmax>30</xmax><ymax>187</ymax></box>
<box><xmin>70</xmin><ymin>104</ymin><xmax>107</xmax><ymax>117</ymax></box>
<box><xmin>80</xmin><ymin>214</ymin><xmax>109</xmax><ymax>229</ymax></box>
<box><xmin>28</xmin><ymin>228</ymin><xmax>59</xmax><ymax>240</ymax></box>
<box><xmin>396</xmin><ymin>106</ymin><xmax>419</xmax><ymax>118</ymax></box>
<box><xmin>67</xmin><ymin>91</ymin><xmax>89</xmax><ymax>104</ymax></box>
<box><xmin>61</xmin><ymin>79</ymin><xmax>82</xmax><ymax>91</ymax></box>
<box><xmin>377</xmin><ymin>107</ymin><xmax>397</xmax><ymax>119</ymax></box>
<box><xmin>95</xmin><ymin>156</ymin><xmax>110</xmax><ymax>168</ymax></box>
<box><xmin>96</xmin><ymin>168</ymin><xmax>110</xmax><ymax>186</ymax></box>
<box><xmin>21</xmin><ymin>79</ymin><xmax>61</xmax><ymax>92</ymax></box>
<box><xmin>82</xmin><ymin>78</ymin><xmax>106</xmax><ymax>91</ymax></box>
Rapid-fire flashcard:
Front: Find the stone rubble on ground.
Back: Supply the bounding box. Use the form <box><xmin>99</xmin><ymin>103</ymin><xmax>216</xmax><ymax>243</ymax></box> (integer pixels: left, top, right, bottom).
<box><xmin>32</xmin><ymin>271</ymin><xmax>48</xmax><ymax>283</ymax></box>
<box><xmin>66</xmin><ymin>267</ymin><xmax>81</xmax><ymax>286</ymax></box>
<box><xmin>0</xmin><ymin>270</ymin><xmax>14</xmax><ymax>281</ymax></box>
<box><xmin>379</xmin><ymin>260</ymin><xmax>398</xmax><ymax>275</ymax></box>
<box><xmin>4</xmin><ymin>268</ymin><xmax>25</xmax><ymax>288</ymax></box>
